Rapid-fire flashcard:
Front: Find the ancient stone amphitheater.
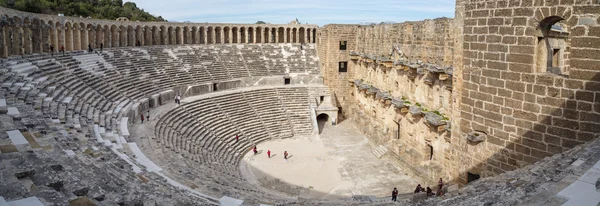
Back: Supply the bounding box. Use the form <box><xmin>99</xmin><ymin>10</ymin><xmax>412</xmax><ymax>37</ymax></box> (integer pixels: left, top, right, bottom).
<box><xmin>1</xmin><ymin>1</ymin><xmax>600</xmax><ymax>206</ymax></box>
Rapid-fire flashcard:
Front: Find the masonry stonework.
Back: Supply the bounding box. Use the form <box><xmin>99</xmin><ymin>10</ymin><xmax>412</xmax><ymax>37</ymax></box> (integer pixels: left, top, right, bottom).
<box><xmin>318</xmin><ymin>0</ymin><xmax>600</xmax><ymax>185</ymax></box>
<box><xmin>2</xmin><ymin>0</ymin><xmax>600</xmax><ymax>193</ymax></box>
<box><xmin>0</xmin><ymin>7</ymin><xmax>317</xmax><ymax>57</ymax></box>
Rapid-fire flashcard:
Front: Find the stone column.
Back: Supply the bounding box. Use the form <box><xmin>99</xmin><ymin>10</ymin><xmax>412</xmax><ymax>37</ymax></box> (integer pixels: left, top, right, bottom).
<box><xmin>65</xmin><ymin>26</ymin><xmax>73</xmax><ymax>51</ymax></box>
<box><xmin>250</xmin><ymin>27</ymin><xmax>256</xmax><ymax>43</ymax></box>
<box><xmin>81</xmin><ymin>27</ymin><xmax>88</xmax><ymax>50</ymax></box>
<box><xmin>122</xmin><ymin>28</ymin><xmax>128</xmax><ymax>47</ymax></box>
<box><xmin>227</xmin><ymin>28</ymin><xmax>232</xmax><ymax>44</ymax></box>
<box><xmin>51</xmin><ymin>27</ymin><xmax>58</xmax><ymax>52</ymax></box>
<box><xmin>218</xmin><ymin>28</ymin><xmax>224</xmax><ymax>44</ymax></box>
<box><xmin>201</xmin><ymin>27</ymin><xmax>207</xmax><ymax>44</ymax></box>
<box><xmin>41</xmin><ymin>26</ymin><xmax>49</xmax><ymax>53</ymax></box>
<box><xmin>88</xmin><ymin>28</ymin><xmax>95</xmax><ymax>48</ymax></box>
<box><xmin>75</xmin><ymin>27</ymin><xmax>82</xmax><ymax>50</ymax></box>
<box><xmin>15</xmin><ymin>27</ymin><xmax>23</xmax><ymax>55</ymax></box>
<box><xmin>0</xmin><ymin>26</ymin><xmax>6</xmax><ymax>57</ymax></box>
<box><xmin>146</xmin><ymin>27</ymin><xmax>153</xmax><ymax>46</ymax></box>
<box><xmin>303</xmin><ymin>28</ymin><xmax>308</xmax><ymax>44</ymax></box>
<box><xmin>210</xmin><ymin>28</ymin><xmax>215</xmax><ymax>44</ymax></box>
<box><xmin>23</xmin><ymin>27</ymin><xmax>32</xmax><ymax>54</ymax></box>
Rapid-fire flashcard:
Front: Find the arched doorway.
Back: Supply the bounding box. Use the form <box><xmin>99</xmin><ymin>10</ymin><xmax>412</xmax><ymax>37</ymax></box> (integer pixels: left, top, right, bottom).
<box><xmin>316</xmin><ymin>113</ymin><xmax>329</xmax><ymax>134</ymax></box>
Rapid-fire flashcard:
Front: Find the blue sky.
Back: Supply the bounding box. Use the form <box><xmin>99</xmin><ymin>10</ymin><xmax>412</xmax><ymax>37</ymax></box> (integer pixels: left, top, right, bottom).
<box><xmin>129</xmin><ymin>0</ymin><xmax>455</xmax><ymax>26</ymax></box>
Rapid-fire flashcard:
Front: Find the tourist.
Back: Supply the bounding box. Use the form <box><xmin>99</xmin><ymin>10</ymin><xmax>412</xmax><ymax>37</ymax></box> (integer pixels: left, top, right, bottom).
<box><xmin>100</xmin><ymin>42</ymin><xmax>103</xmax><ymax>52</ymax></box>
<box><xmin>426</xmin><ymin>187</ymin><xmax>433</xmax><ymax>196</ymax></box>
<box><xmin>140</xmin><ymin>113</ymin><xmax>144</xmax><ymax>123</ymax></box>
<box><xmin>392</xmin><ymin>187</ymin><xmax>398</xmax><ymax>202</ymax></box>
<box><xmin>253</xmin><ymin>146</ymin><xmax>257</xmax><ymax>155</ymax></box>
<box><xmin>88</xmin><ymin>44</ymin><xmax>93</xmax><ymax>52</ymax></box>
<box><xmin>137</xmin><ymin>40</ymin><xmax>141</xmax><ymax>46</ymax></box>
<box><xmin>60</xmin><ymin>45</ymin><xmax>65</xmax><ymax>55</ymax></box>
<box><xmin>437</xmin><ymin>178</ymin><xmax>444</xmax><ymax>196</ymax></box>
<box><xmin>175</xmin><ymin>95</ymin><xmax>181</xmax><ymax>105</ymax></box>
<box><xmin>284</xmin><ymin>151</ymin><xmax>288</xmax><ymax>160</ymax></box>
<box><xmin>267</xmin><ymin>150</ymin><xmax>271</xmax><ymax>158</ymax></box>
<box><xmin>50</xmin><ymin>45</ymin><xmax>54</xmax><ymax>56</ymax></box>
<box><xmin>235</xmin><ymin>135</ymin><xmax>239</xmax><ymax>143</ymax></box>
<box><xmin>414</xmin><ymin>184</ymin><xmax>423</xmax><ymax>193</ymax></box>
<box><xmin>146</xmin><ymin>110</ymin><xmax>150</xmax><ymax>121</ymax></box>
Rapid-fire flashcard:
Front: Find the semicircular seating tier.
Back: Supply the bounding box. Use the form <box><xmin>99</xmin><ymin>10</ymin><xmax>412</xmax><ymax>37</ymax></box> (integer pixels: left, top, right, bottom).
<box><xmin>146</xmin><ymin>86</ymin><xmax>319</xmax><ymax>202</ymax></box>
<box><xmin>0</xmin><ymin>43</ymin><xmax>322</xmax><ymax>205</ymax></box>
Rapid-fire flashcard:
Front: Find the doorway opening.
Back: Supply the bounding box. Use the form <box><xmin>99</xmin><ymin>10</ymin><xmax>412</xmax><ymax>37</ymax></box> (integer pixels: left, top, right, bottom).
<box><xmin>213</xmin><ymin>83</ymin><xmax>218</xmax><ymax>92</ymax></box>
<box><xmin>316</xmin><ymin>113</ymin><xmax>329</xmax><ymax>134</ymax></box>
<box><xmin>284</xmin><ymin>78</ymin><xmax>291</xmax><ymax>85</ymax></box>
<box><xmin>427</xmin><ymin>143</ymin><xmax>433</xmax><ymax>161</ymax></box>
<box><xmin>467</xmin><ymin>172</ymin><xmax>481</xmax><ymax>183</ymax></box>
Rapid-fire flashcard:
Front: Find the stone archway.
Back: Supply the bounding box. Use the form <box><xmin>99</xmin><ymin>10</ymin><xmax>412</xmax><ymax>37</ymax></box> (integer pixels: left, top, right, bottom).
<box><xmin>316</xmin><ymin>113</ymin><xmax>329</xmax><ymax>134</ymax></box>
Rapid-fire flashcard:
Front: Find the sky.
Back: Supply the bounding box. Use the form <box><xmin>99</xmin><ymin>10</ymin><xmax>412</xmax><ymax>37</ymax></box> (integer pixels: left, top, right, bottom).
<box><xmin>129</xmin><ymin>0</ymin><xmax>455</xmax><ymax>26</ymax></box>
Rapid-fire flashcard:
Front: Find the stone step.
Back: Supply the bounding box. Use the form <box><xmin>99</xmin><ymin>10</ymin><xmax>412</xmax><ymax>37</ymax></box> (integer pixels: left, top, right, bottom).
<box><xmin>371</xmin><ymin>145</ymin><xmax>389</xmax><ymax>159</ymax></box>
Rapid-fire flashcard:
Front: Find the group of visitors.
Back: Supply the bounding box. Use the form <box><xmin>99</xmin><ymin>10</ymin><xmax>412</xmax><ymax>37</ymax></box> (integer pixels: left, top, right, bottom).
<box><xmin>391</xmin><ymin>178</ymin><xmax>445</xmax><ymax>202</ymax></box>
<box><xmin>247</xmin><ymin>141</ymin><xmax>289</xmax><ymax>160</ymax></box>
<box><xmin>140</xmin><ymin>110</ymin><xmax>150</xmax><ymax>123</ymax></box>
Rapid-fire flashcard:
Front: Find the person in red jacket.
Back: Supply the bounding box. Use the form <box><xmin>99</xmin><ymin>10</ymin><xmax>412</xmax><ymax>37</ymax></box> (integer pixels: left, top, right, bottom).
<box><xmin>235</xmin><ymin>135</ymin><xmax>239</xmax><ymax>143</ymax></box>
<box><xmin>253</xmin><ymin>146</ymin><xmax>257</xmax><ymax>155</ymax></box>
<box><xmin>267</xmin><ymin>150</ymin><xmax>271</xmax><ymax>158</ymax></box>
<box><xmin>140</xmin><ymin>113</ymin><xmax>144</xmax><ymax>123</ymax></box>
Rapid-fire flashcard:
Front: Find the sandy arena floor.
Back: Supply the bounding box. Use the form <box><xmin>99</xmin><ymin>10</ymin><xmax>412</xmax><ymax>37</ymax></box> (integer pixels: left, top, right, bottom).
<box><xmin>240</xmin><ymin>119</ymin><xmax>417</xmax><ymax>199</ymax></box>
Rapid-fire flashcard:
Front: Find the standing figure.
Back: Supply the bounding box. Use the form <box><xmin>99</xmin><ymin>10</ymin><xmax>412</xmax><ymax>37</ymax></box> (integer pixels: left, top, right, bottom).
<box><xmin>267</xmin><ymin>150</ymin><xmax>271</xmax><ymax>158</ymax></box>
<box><xmin>437</xmin><ymin>178</ymin><xmax>444</xmax><ymax>196</ymax></box>
<box><xmin>60</xmin><ymin>45</ymin><xmax>65</xmax><ymax>55</ymax></box>
<box><xmin>100</xmin><ymin>43</ymin><xmax>103</xmax><ymax>52</ymax></box>
<box><xmin>235</xmin><ymin>135</ymin><xmax>239</xmax><ymax>143</ymax></box>
<box><xmin>88</xmin><ymin>44</ymin><xmax>93</xmax><ymax>52</ymax></box>
<box><xmin>141</xmin><ymin>113</ymin><xmax>144</xmax><ymax>123</ymax></box>
<box><xmin>146</xmin><ymin>111</ymin><xmax>150</xmax><ymax>121</ymax></box>
<box><xmin>50</xmin><ymin>44</ymin><xmax>54</xmax><ymax>56</ymax></box>
<box><xmin>284</xmin><ymin>151</ymin><xmax>288</xmax><ymax>160</ymax></box>
<box><xmin>392</xmin><ymin>187</ymin><xmax>398</xmax><ymax>202</ymax></box>
<box><xmin>253</xmin><ymin>146</ymin><xmax>258</xmax><ymax>155</ymax></box>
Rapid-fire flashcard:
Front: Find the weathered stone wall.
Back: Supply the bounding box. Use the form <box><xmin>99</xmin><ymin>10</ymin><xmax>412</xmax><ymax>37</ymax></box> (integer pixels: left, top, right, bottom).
<box><xmin>318</xmin><ymin>19</ymin><xmax>458</xmax><ymax>183</ymax></box>
<box><xmin>457</xmin><ymin>0</ymin><xmax>600</xmax><ymax>183</ymax></box>
<box><xmin>354</xmin><ymin>18</ymin><xmax>455</xmax><ymax>66</ymax></box>
<box><xmin>316</xmin><ymin>24</ymin><xmax>359</xmax><ymax>110</ymax></box>
<box><xmin>317</xmin><ymin>0</ymin><xmax>600</xmax><ymax>186</ymax></box>
<box><xmin>0</xmin><ymin>7</ymin><xmax>317</xmax><ymax>57</ymax></box>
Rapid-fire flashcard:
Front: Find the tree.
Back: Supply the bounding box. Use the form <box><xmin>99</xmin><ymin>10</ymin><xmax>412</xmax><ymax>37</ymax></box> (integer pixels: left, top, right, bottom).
<box><xmin>2</xmin><ymin>0</ymin><xmax>165</xmax><ymax>22</ymax></box>
<box><xmin>256</xmin><ymin>21</ymin><xmax>267</xmax><ymax>24</ymax></box>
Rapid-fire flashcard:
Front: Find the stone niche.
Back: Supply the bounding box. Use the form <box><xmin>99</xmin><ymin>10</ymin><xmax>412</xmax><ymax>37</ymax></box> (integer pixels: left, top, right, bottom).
<box><xmin>534</xmin><ymin>16</ymin><xmax>569</xmax><ymax>76</ymax></box>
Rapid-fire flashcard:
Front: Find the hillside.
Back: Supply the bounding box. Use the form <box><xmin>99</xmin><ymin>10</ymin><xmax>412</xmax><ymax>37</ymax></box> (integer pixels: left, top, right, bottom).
<box><xmin>0</xmin><ymin>0</ymin><xmax>165</xmax><ymax>22</ymax></box>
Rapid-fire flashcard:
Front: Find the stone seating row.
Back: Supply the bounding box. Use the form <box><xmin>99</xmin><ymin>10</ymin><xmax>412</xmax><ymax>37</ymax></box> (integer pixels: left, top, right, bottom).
<box><xmin>0</xmin><ymin>43</ymin><xmax>319</xmax><ymax>205</ymax></box>
<box><xmin>154</xmin><ymin>87</ymin><xmax>315</xmax><ymax>175</ymax></box>
<box><xmin>0</xmin><ymin>92</ymin><xmax>215</xmax><ymax>205</ymax></box>
<box><xmin>0</xmin><ymin>49</ymin><xmax>224</xmax><ymax>204</ymax></box>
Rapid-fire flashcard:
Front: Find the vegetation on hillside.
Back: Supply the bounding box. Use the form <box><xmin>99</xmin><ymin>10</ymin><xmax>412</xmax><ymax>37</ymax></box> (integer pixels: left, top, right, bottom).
<box><xmin>0</xmin><ymin>0</ymin><xmax>166</xmax><ymax>21</ymax></box>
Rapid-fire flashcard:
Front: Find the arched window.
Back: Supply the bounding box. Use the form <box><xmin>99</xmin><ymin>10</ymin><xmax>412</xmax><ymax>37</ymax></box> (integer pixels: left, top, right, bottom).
<box><xmin>535</xmin><ymin>16</ymin><xmax>569</xmax><ymax>75</ymax></box>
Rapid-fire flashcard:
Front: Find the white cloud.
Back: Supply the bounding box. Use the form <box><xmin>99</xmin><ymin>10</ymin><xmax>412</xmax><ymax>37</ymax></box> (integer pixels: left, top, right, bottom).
<box><xmin>128</xmin><ymin>0</ymin><xmax>455</xmax><ymax>26</ymax></box>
